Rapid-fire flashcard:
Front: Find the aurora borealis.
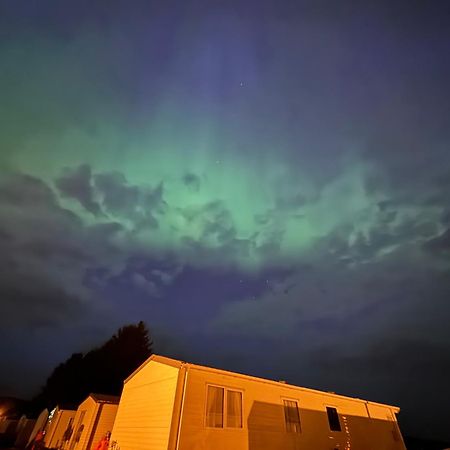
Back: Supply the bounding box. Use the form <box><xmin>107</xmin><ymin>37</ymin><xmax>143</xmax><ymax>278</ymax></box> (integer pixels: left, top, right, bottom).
<box><xmin>1</xmin><ymin>0</ymin><xmax>450</xmax><ymax>441</ymax></box>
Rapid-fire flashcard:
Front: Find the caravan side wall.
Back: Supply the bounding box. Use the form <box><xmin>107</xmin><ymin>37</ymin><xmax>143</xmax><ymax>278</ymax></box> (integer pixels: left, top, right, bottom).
<box><xmin>110</xmin><ymin>360</ymin><xmax>179</xmax><ymax>450</ymax></box>
<box><xmin>87</xmin><ymin>403</ymin><xmax>118</xmax><ymax>450</ymax></box>
<box><xmin>45</xmin><ymin>410</ymin><xmax>76</xmax><ymax>449</ymax></box>
<box><xmin>67</xmin><ymin>397</ymin><xmax>97</xmax><ymax>450</ymax></box>
<box><xmin>178</xmin><ymin>367</ymin><xmax>406</xmax><ymax>450</ymax></box>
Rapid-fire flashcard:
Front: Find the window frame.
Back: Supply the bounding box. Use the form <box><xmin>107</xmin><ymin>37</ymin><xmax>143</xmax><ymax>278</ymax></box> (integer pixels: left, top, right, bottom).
<box><xmin>281</xmin><ymin>397</ymin><xmax>302</xmax><ymax>433</ymax></box>
<box><xmin>204</xmin><ymin>383</ymin><xmax>244</xmax><ymax>430</ymax></box>
<box><xmin>325</xmin><ymin>405</ymin><xmax>342</xmax><ymax>432</ymax></box>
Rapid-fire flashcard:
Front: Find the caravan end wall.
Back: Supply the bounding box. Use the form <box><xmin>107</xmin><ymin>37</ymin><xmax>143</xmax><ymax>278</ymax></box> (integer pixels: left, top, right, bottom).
<box><xmin>110</xmin><ymin>359</ymin><xmax>180</xmax><ymax>450</ymax></box>
<box><xmin>68</xmin><ymin>396</ymin><xmax>118</xmax><ymax>450</ymax></box>
<box><xmin>44</xmin><ymin>408</ymin><xmax>76</xmax><ymax>449</ymax></box>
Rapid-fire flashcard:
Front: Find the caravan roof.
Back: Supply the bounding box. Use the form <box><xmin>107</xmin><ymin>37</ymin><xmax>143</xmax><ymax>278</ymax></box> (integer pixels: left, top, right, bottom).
<box><xmin>125</xmin><ymin>354</ymin><xmax>400</xmax><ymax>412</ymax></box>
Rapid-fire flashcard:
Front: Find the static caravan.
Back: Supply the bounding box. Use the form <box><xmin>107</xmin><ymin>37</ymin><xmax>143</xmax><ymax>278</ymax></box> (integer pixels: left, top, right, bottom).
<box><xmin>67</xmin><ymin>394</ymin><xmax>119</xmax><ymax>450</ymax></box>
<box><xmin>110</xmin><ymin>354</ymin><xmax>406</xmax><ymax>450</ymax></box>
<box><xmin>26</xmin><ymin>408</ymin><xmax>49</xmax><ymax>448</ymax></box>
<box><xmin>14</xmin><ymin>416</ymin><xmax>36</xmax><ymax>448</ymax></box>
<box><xmin>44</xmin><ymin>406</ymin><xmax>76</xmax><ymax>449</ymax></box>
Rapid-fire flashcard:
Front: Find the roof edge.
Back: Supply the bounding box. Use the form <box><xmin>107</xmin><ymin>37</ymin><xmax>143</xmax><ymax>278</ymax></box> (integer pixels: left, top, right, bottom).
<box><xmin>78</xmin><ymin>393</ymin><xmax>120</xmax><ymax>406</ymax></box>
<box><xmin>124</xmin><ymin>354</ymin><xmax>183</xmax><ymax>384</ymax></box>
<box><xmin>185</xmin><ymin>363</ymin><xmax>400</xmax><ymax>412</ymax></box>
<box><xmin>123</xmin><ymin>354</ymin><xmax>400</xmax><ymax>412</ymax></box>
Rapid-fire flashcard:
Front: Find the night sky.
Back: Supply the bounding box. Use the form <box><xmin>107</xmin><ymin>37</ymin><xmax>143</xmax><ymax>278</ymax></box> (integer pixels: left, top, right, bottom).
<box><xmin>1</xmin><ymin>0</ymin><xmax>450</xmax><ymax>441</ymax></box>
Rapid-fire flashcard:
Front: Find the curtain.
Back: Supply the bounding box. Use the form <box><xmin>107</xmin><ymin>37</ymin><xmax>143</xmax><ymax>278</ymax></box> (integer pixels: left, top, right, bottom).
<box><xmin>227</xmin><ymin>390</ymin><xmax>242</xmax><ymax>428</ymax></box>
<box><xmin>206</xmin><ymin>386</ymin><xmax>224</xmax><ymax>427</ymax></box>
<box><xmin>283</xmin><ymin>400</ymin><xmax>301</xmax><ymax>432</ymax></box>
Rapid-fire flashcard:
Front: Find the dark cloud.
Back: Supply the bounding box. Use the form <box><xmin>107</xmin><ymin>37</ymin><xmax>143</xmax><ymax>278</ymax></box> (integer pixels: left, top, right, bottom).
<box><xmin>0</xmin><ymin>173</ymin><xmax>60</xmax><ymax>208</ymax></box>
<box><xmin>94</xmin><ymin>171</ymin><xmax>164</xmax><ymax>229</ymax></box>
<box><xmin>82</xmin><ymin>254</ymin><xmax>185</xmax><ymax>304</ymax></box>
<box><xmin>0</xmin><ymin>174</ymin><xmax>88</xmax><ymax>328</ymax></box>
<box><xmin>94</xmin><ymin>171</ymin><xmax>139</xmax><ymax>215</ymax></box>
<box><xmin>0</xmin><ymin>171</ymin><xmax>177</xmax><ymax>395</ymax></box>
<box><xmin>55</xmin><ymin>164</ymin><xmax>101</xmax><ymax>215</ymax></box>
<box><xmin>213</xmin><ymin>233</ymin><xmax>450</xmax><ymax>342</ymax></box>
<box><xmin>0</xmin><ymin>268</ymin><xmax>85</xmax><ymax>329</ymax></box>
<box><xmin>180</xmin><ymin>200</ymin><xmax>237</xmax><ymax>245</ymax></box>
<box><xmin>131</xmin><ymin>272</ymin><xmax>160</xmax><ymax>297</ymax></box>
<box><xmin>53</xmin><ymin>165</ymin><xmax>168</xmax><ymax>230</ymax></box>
<box><xmin>183</xmin><ymin>172</ymin><xmax>201</xmax><ymax>191</ymax></box>
<box><xmin>442</xmin><ymin>209</ymin><xmax>450</xmax><ymax>226</ymax></box>
<box><xmin>424</xmin><ymin>228</ymin><xmax>450</xmax><ymax>255</ymax></box>
<box><xmin>0</xmin><ymin>173</ymin><xmax>83</xmax><ymax>245</ymax></box>
<box><xmin>254</xmin><ymin>229</ymin><xmax>284</xmax><ymax>259</ymax></box>
<box><xmin>275</xmin><ymin>192</ymin><xmax>307</xmax><ymax>210</ymax></box>
<box><xmin>87</xmin><ymin>221</ymin><xmax>124</xmax><ymax>239</ymax></box>
<box><xmin>0</xmin><ymin>172</ymin><xmax>137</xmax><ymax>331</ymax></box>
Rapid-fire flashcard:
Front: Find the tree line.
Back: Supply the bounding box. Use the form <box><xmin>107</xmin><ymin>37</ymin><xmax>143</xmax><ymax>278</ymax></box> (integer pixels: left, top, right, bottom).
<box><xmin>29</xmin><ymin>321</ymin><xmax>153</xmax><ymax>414</ymax></box>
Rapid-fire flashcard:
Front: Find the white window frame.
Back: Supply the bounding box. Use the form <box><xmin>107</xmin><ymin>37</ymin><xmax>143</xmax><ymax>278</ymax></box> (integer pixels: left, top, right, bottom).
<box><xmin>281</xmin><ymin>397</ymin><xmax>302</xmax><ymax>433</ymax></box>
<box><xmin>204</xmin><ymin>384</ymin><xmax>244</xmax><ymax>429</ymax></box>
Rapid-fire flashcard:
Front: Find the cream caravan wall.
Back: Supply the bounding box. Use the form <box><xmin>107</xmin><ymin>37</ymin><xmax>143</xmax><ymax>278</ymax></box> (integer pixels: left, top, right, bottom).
<box><xmin>67</xmin><ymin>397</ymin><xmax>119</xmax><ymax>450</ymax></box>
<box><xmin>14</xmin><ymin>417</ymin><xmax>36</xmax><ymax>448</ymax></box>
<box><xmin>44</xmin><ymin>409</ymin><xmax>76</xmax><ymax>449</ymax></box>
<box><xmin>110</xmin><ymin>360</ymin><xmax>180</xmax><ymax>450</ymax></box>
<box><xmin>364</xmin><ymin>403</ymin><xmax>404</xmax><ymax>448</ymax></box>
<box><xmin>68</xmin><ymin>397</ymin><xmax>97</xmax><ymax>450</ymax></box>
<box><xmin>26</xmin><ymin>409</ymin><xmax>49</xmax><ymax>447</ymax></box>
<box><xmin>87</xmin><ymin>403</ymin><xmax>118</xmax><ymax>450</ymax></box>
<box><xmin>178</xmin><ymin>366</ymin><xmax>406</xmax><ymax>450</ymax></box>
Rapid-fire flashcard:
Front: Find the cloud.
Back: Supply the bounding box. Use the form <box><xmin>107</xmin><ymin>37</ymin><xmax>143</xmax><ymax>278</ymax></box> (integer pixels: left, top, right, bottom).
<box><xmin>0</xmin><ymin>170</ymin><xmax>190</xmax><ymax>396</ymax></box>
<box><xmin>94</xmin><ymin>170</ymin><xmax>164</xmax><ymax>229</ymax></box>
<box><xmin>0</xmin><ymin>173</ymin><xmax>89</xmax><ymax>328</ymax></box>
<box><xmin>151</xmin><ymin>266</ymin><xmax>183</xmax><ymax>285</ymax></box>
<box><xmin>42</xmin><ymin>155</ymin><xmax>450</xmax><ymax>276</ymax></box>
<box><xmin>212</xmin><ymin>235</ymin><xmax>450</xmax><ymax>340</ymax></box>
<box><xmin>0</xmin><ymin>172</ymin><xmax>151</xmax><ymax>331</ymax></box>
<box><xmin>2</xmin><ymin>159</ymin><xmax>448</xmax><ymax>336</ymax></box>
<box><xmin>132</xmin><ymin>273</ymin><xmax>160</xmax><ymax>297</ymax></box>
<box><xmin>54</xmin><ymin>164</ymin><xmax>167</xmax><ymax>231</ymax></box>
<box><xmin>0</xmin><ymin>267</ymin><xmax>86</xmax><ymax>329</ymax></box>
<box><xmin>0</xmin><ymin>172</ymin><xmax>63</xmax><ymax>209</ymax></box>
<box><xmin>83</xmin><ymin>254</ymin><xmax>184</xmax><ymax>302</ymax></box>
<box><xmin>55</xmin><ymin>164</ymin><xmax>101</xmax><ymax>215</ymax></box>
<box><xmin>183</xmin><ymin>172</ymin><xmax>201</xmax><ymax>192</ymax></box>
<box><xmin>0</xmin><ymin>169</ymin><xmax>196</xmax><ymax>331</ymax></box>
<box><xmin>424</xmin><ymin>228</ymin><xmax>450</xmax><ymax>256</ymax></box>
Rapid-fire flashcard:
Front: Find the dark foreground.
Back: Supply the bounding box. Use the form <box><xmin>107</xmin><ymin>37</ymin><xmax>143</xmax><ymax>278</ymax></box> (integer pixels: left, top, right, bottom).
<box><xmin>2</xmin><ymin>435</ymin><xmax>450</xmax><ymax>450</ymax></box>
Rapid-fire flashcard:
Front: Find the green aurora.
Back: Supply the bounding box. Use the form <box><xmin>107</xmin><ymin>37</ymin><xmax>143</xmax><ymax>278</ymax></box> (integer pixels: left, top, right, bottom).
<box><xmin>1</xmin><ymin>1</ymin><xmax>450</xmax><ymax>441</ymax></box>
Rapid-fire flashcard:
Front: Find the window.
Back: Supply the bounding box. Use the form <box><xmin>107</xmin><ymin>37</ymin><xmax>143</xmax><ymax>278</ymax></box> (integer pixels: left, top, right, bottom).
<box><xmin>206</xmin><ymin>386</ymin><xmax>224</xmax><ymax>427</ymax></box>
<box><xmin>206</xmin><ymin>385</ymin><xmax>243</xmax><ymax>428</ymax></box>
<box><xmin>326</xmin><ymin>407</ymin><xmax>341</xmax><ymax>432</ymax></box>
<box><xmin>283</xmin><ymin>399</ymin><xmax>301</xmax><ymax>433</ymax></box>
<box><xmin>227</xmin><ymin>390</ymin><xmax>243</xmax><ymax>428</ymax></box>
<box><xmin>73</xmin><ymin>410</ymin><xmax>86</xmax><ymax>444</ymax></box>
<box><xmin>62</xmin><ymin>418</ymin><xmax>74</xmax><ymax>442</ymax></box>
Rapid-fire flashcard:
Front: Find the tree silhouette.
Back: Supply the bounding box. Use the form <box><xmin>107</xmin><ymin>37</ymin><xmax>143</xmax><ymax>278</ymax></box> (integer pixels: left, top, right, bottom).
<box><xmin>30</xmin><ymin>321</ymin><xmax>153</xmax><ymax>412</ymax></box>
